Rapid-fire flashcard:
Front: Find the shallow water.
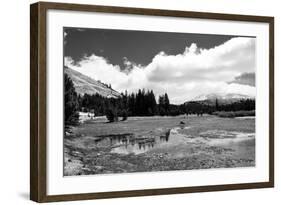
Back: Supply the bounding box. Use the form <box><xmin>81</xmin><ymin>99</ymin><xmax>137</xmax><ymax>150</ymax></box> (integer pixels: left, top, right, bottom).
<box><xmin>109</xmin><ymin>131</ymin><xmax>173</xmax><ymax>155</ymax></box>
<box><xmin>235</xmin><ymin>116</ymin><xmax>255</xmax><ymax>120</ymax></box>
<box><xmin>89</xmin><ymin>126</ymin><xmax>255</xmax><ymax>156</ymax></box>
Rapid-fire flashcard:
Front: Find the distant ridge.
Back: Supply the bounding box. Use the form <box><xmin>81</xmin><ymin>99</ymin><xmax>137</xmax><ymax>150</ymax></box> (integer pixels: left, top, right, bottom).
<box><xmin>64</xmin><ymin>67</ymin><xmax>121</xmax><ymax>98</ymax></box>
<box><xmin>187</xmin><ymin>93</ymin><xmax>254</xmax><ymax>105</ymax></box>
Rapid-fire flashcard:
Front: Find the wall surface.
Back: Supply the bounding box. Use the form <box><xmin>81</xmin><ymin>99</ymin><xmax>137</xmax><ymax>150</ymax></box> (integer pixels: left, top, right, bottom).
<box><xmin>0</xmin><ymin>0</ymin><xmax>279</xmax><ymax>204</ymax></box>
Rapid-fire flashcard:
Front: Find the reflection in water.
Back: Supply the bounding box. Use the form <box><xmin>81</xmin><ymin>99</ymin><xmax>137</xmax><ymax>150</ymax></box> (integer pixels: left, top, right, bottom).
<box><xmin>113</xmin><ymin>133</ymin><xmax>164</xmax><ymax>154</ymax></box>
<box><xmin>92</xmin><ymin>130</ymin><xmax>172</xmax><ymax>155</ymax></box>
<box><xmin>92</xmin><ymin>128</ymin><xmax>255</xmax><ymax>155</ymax></box>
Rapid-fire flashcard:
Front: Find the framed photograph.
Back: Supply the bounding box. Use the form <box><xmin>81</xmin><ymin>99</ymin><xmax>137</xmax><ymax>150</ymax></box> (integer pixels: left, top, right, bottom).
<box><xmin>30</xmin><ymin>1</ymin><xmax>274</xmax><ymax>202</ymax></box>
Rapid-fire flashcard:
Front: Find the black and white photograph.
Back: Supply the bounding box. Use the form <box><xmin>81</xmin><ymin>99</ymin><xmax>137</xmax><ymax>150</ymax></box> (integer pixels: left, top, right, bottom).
<box><xmin>63</xmin><ymin>27</ymin><xmax>256</xmax><ymax>176</ymax></box>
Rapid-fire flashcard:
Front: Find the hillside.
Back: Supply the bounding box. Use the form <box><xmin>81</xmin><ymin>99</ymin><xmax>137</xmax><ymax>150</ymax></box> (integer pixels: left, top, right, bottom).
<box><xmin>64</xmin><ymin>67</ymin><xmax>121</xmax><ymax>98</ymax></box>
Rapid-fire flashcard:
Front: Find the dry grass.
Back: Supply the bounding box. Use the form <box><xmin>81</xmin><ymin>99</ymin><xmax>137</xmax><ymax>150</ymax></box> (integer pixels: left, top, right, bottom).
<box><xmin>212</xmin><ymin>110</ymin><xmax>255</xmax><ymax>118</ymax></box>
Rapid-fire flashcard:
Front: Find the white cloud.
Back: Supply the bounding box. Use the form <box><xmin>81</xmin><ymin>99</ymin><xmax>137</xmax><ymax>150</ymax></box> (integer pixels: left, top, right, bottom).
<box><xmin>65</xmin><ymin>37</ymin><xmax>256</xmax><ymax>104</ymax></box>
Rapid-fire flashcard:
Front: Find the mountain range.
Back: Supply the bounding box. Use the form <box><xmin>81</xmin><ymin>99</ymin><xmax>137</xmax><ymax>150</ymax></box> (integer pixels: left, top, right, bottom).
<box><xmin>188</xmin><ymin>93</ymin><xmax>254</xmax><ymax>105</ymax></box>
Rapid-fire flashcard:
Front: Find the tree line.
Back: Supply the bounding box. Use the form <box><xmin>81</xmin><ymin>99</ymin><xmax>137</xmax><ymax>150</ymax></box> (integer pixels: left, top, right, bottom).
<box><xmin>79</xmin><ymin>88</ymin><xmax>172</xmax><ymax>119</ymax></box>
<box><xmin>64</xmin><ymin>73</ymin><xmax>255</xmax><ymax>124</ymax></box>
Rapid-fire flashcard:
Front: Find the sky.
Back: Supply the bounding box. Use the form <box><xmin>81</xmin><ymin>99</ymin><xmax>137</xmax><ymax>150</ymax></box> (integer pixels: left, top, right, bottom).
<box><xmin>64</xmin><ymin>27</ymin><xmax>256</xmax><ymax>104</ymax></box>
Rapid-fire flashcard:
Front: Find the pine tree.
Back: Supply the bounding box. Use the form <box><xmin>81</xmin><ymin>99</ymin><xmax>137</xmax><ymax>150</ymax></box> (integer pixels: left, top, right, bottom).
<box><xmin>64</xmin><ymin>73</ymin><xmax>79</xmax><ymax>125</ymax></box>
<box><xmin>215</xmin><ymin>98</ymin><xmax>219</xmax><ymax>111</ymax></box>
<box><xmin>164</xmin><ymin>93</ymin><xmax>170</xmax><ymax>113</ymax></box>
<box><xmin>149</xmin><ymin>90</ymin><xmax>157</xmax><ymax>115</ymax></box>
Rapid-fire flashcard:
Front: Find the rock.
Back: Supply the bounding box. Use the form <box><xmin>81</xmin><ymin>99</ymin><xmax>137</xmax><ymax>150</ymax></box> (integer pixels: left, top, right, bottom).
<box><xmin>180</xmin><ymin>121</ymin><xmax>185</xmax><ymax>125</ymax></box>
<box><xmin>158</xmin><ymin>154</ymin><xmax>164</xmax><ymax>158</ymax></box>
<box><xmin>93</xmin><ymin>165</ymin><xmax>104</xmax><ymax>171</ymax></box>
<box><xmin>82</xmin><ymin>167</ymin><xmax>91</xmax><ymax>172</ymax></box>
<box><xmin>72</xmin><ymin>151</ymin><xmax>82</xmax><ymax>156</ymax></box>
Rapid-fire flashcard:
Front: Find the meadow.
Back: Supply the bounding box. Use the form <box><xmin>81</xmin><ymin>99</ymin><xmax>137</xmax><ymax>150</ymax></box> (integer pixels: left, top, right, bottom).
<box><xmin>64</xmin><ymin>115</ymin><xmax>255</xmax><ymax>176</ymax></box>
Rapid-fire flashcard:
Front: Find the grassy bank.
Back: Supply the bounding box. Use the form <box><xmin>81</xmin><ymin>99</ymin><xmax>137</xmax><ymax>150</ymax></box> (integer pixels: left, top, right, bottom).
<box><xmin>212</xmin><ymin>110</ymin><xmax>255</xmax><ymax>118</ymax></box>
